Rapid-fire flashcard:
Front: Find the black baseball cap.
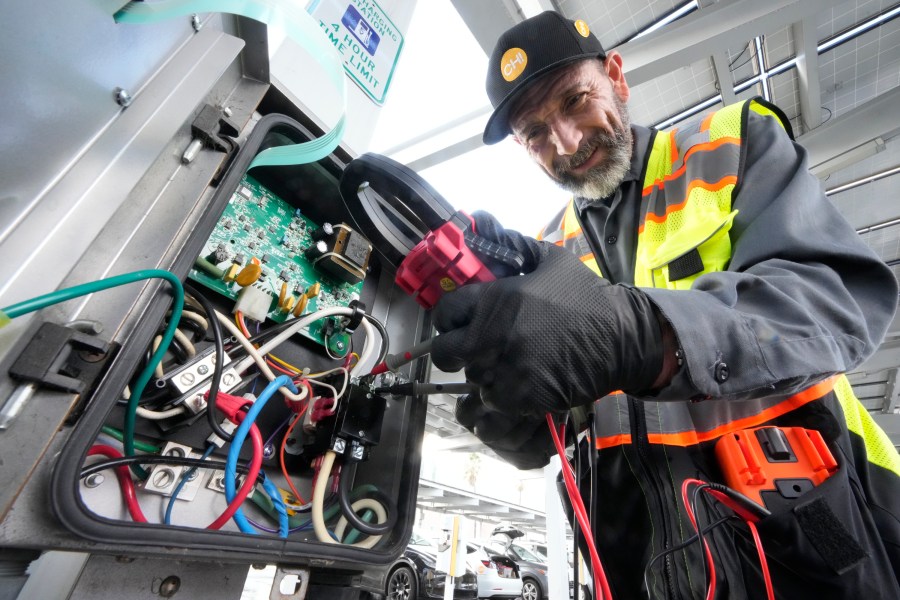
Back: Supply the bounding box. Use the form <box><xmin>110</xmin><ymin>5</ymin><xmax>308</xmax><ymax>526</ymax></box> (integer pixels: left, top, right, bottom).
<box><xmin>483</xmin><ymin>11</ymin><xmax>606</xmax><ymax>145</ymax></box>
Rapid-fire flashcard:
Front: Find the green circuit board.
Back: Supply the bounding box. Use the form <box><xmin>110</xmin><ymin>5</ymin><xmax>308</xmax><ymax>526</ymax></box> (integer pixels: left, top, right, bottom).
<box><xmin>188</xmin><ymin>174</ymin><xmax>364</xmax><ymax>353</ymax></box>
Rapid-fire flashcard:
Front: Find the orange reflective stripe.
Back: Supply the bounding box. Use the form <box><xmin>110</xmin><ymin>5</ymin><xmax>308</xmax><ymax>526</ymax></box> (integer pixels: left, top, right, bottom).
<box><xmin>700</xmin><ymin>112</ymin><xmax>715</xmax><ymax>132</ymax></box>
<box><xmin>638</xmin><ymin>175</ymin><xmax>737</xmax><ymax>233</ymax></box>
<box><xmin>579</xmin><ymin>253</ymin><xmax>594</xmax><ymax>263</ymax></box>
<box><xmin>642</xmin><ymin>137</ymin><xmax>741</xmax><ymax>197</ymax></box>
<box><xmin>670</xmin><ymin>130</ymin><xmax>678</xmax><ymax>165</ymax></box>
<box><xmin>592</xmin><ymin>377</ymin><xmax>837</xmax><ymax>450</ymax></box>
<box><xmin>593</xmin><ymin>433</ymin><xmax>633</xmax><ymax>450</ymax></box>
<box><xmin>564</xmin><ymin>227</ymin><xmax>583</xmax><ymax>240</ymax></box>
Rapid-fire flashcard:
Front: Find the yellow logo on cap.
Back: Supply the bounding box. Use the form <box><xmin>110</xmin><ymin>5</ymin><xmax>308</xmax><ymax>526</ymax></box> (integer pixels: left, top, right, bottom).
<box><xmin>500</xmin><ymin>47</ymin><xmax>528</xmax><ymax>82</ymax></box>
<box><xmin>574</xmin><ymin>19</ymin><xmax>590</xmax><ymax>37</ymax></box>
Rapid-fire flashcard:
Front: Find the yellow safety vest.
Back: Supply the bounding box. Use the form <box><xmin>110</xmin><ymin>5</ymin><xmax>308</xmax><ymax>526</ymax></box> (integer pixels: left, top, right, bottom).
<box><xmin>537</xmin><ymin>99</ymin><xmax>900</xmax><ymax>476</ymax></box>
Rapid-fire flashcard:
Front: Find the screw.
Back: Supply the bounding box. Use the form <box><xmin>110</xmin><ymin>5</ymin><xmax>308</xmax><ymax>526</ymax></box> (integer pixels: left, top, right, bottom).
<box><xmin>213</xmin><ymin>475</ymin><xmax>225</xmax><ymax>490</ymax></box>
<box><xmin>352</xmin><ymin>446</ymin><xmax>365</xmax><ymax>460</ymax></box>
<box><xmin>159</xmin><ymin>575</ymin><xmax>181</xmax><ymax>597</ymax></box>
<box><xmin>190</xmin><ymin>13</ymin><xmax>202</xmax><ymax>31</ymax></box>
<box><xmin>358</xmin><ymin>430</ymin><xmax>365</xmax><ymax>437</ymax></box>
<box><xmin>333</xmin><ymin>439</ymin><xmax>346</xmax><ymax>453</ymax></box>
<box><xmin>186</xmin><ymin>468</ymin><xmax>199</xmax><ymax>482</ymax></box>
<box><xmin>222</xmin><ymin>373</ymin><xmax>236</xmax><ymax>387</ymax></box>
<box><xmin>335</xmin><ymin>340</ymin><xmax>345</xmax><ymax>350</ymax></box>
<box><xmin>153</xmin><ymin>468</ymin><xmax>175</xmax><ymax>489</ymax></box>
<box><xmin>181</xmin><ymin>138</ymin><xmax>202</xmax><ymax>164</ymax></box>
<box><xmin>114</xmin><ymin>88</ymin><xmax>132</xmax><ymax>107</ymax></box>
<box><xmin>197</xmin><ymin>364</ymin><xmax>209</xmax><ymax>376</ymax></box>
<box><xmin>221</xmin><ymin>105</ymin><xmax>233</xmax><ymax>117</ymax></box>
<box><xmin>179</xmin><ymin>372</ymin><xmax>196</xmax><ymax>386</ymax></box>
<box><xmin>263</xmin><ymin>443</ymin><xmax>275</xmax><ymax>459</ymax></box>
<box><xmin>84</xmin><ymin>473</ymin><xmax>105</xmax><ymax>488</ymax></box>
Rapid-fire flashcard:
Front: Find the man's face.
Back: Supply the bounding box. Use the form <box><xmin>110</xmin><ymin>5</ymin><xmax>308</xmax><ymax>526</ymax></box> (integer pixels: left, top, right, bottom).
<box><xmin>510</xmin><ymin>58</ymin><xmax>632</xmax><ymax>201</ymax></box>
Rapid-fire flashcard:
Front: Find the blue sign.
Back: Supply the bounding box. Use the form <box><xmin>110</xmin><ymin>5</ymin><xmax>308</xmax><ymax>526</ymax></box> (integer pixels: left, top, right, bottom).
<box><xmin>341</xmin><ymin>5</ymin><xmax>380</xmax><ymax>56</ymax></box>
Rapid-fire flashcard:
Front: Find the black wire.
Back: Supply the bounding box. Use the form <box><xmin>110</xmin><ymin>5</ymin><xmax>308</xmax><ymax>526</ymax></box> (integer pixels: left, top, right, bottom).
<box><xmin>363</xmin><ymin>313</ymin><xmax>390</xmax><ymax>365</ymax></box>
<box><xmin>183</xmin><ymin>284</ymin><xmax>232</xmax><ymax>442</ymax></box>
<box><xmin>80</xmin><ymin>455</ymin><xmax>265</xmax><ymax>483</ymax></box>
<box><xmin>728</xmin><ymin>42</ymin><xmax>752</xmax><ymax>71</ymax></box>
<box><xmin>336</xmin><ymin>462</ymin><xmax>397</xmax><ymax>535</ymax></box>
<box><xmin>643</xmin><ymin>515</ymin><xmax>736</xmax><ymax>600</ymax></box>
<box><xmin>728</xmin><ymin>42</ymin><xmax>762</xmax><ymax>73</ymax></box>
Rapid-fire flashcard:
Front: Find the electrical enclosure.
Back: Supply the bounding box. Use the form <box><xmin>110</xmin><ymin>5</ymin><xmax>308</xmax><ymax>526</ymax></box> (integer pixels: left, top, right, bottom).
<box><xmin>0</xmin><ymin>6</ymin><xmax>429</xmax><ymax>596</ymax></box>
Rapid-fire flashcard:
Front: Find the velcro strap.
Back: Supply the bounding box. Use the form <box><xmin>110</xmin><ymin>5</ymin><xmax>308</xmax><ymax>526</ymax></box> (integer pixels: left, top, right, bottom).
<box><xmin>795</xmin><ymin>497</ymin><xmax>868</xmax><ymax>574</ymax></box>
<box><xmin>668</xmin><ymin>248</ymin><xmax>704</xmax><ymax>281</ymax></box>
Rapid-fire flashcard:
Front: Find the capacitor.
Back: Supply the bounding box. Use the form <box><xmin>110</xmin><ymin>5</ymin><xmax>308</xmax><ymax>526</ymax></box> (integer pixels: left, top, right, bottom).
<box><xmin>235</xmin><ymin>263</ymin><xmax>262</xmax><ymax>286</ymax></box>
<box><xmin>310</xmin><ymin>222</ymin><xmax>334</xmax><ymax>242</ymax></box>
<box><xmin>278</xmin><ymin>281</ymin><xmax>288</xmax><ymax>309</ymax></box>
<box><xmin>223</xmin><ymin>263</ymin><xmax>240</xmax><ymax>282</ymax></box>
<box><xmin>304</xmin><ymin>240</ymin><xmax>329</xmax><ymax>261</ymax></box>
<box><xmin>306</xmin><ymin>282</ymin><xmax>321</xmax><ymax>298</ymax></box>
<box><xmin>292</xmin><ymin>294</ymin><xmax>309</xmax><ymax>317</ymax></box>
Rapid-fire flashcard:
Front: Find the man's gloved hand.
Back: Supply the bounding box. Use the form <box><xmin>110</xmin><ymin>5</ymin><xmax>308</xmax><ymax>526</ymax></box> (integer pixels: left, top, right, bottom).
<box><xmin>467</xmin><ymin>210</ymin><xmax>543</xmax><ymax>274</ymax></box>
<box><xmin>455</xmin><ymin>393</ymin><xmax>553</xmax><ymax>470</ymax></box>
<box><xmin>431</xmin><ymin>241</ymin><xmax>664</xmax><ymax>417</ymax></box>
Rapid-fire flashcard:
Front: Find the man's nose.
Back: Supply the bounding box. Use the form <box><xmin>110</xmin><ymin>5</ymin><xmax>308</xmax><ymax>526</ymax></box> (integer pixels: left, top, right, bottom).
<box><xmin>548</xmin><ymin>117</ymin><xmax>582</xmax><ymax>156</ymax></box>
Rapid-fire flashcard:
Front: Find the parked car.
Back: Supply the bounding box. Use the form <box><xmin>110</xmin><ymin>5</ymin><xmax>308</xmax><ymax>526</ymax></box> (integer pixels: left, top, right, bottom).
<box><xmin>477</xmin><ymin>540</ymin><xmax>548</xmax><ymax>600</ymax></box>
<box><xmin>465</xmin><ymin>541</ymin><xmax>523</xmax><ymax>599</ymax></box>
<box><xmin>488</xmin><ymin>527</ymin><xmax>550</xmax><ymax>600</ymax></box>
<box><xmin>375</xmin><ymin>531</ymin><xmax>478</xmax><ymax>599</ymax></box>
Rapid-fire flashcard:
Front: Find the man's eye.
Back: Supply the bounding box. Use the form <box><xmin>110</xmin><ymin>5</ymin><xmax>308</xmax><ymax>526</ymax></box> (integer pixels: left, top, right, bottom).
<box><xmin>566</xmin><ymin>93</ymin><xmax>586</xmax><ymax>110</ymax></box>
<box><xmin>526</xmin><ymin>127</ymin><xmax>545</xmax><ymax>142</ymax></box>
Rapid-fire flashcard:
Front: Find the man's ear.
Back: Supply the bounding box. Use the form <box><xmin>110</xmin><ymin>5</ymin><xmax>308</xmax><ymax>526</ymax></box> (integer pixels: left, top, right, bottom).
<box><xmin>604</xmin><ymin>51</ymin><xmax>630</xmax><ymax>103</ymax></box>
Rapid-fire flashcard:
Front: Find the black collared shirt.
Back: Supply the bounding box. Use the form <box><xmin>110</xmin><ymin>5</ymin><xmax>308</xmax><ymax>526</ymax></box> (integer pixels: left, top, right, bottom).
<box><xmin>572</xmin><ymin>125</ymin><xmax>655</xmax><ymax>285</ymax></box>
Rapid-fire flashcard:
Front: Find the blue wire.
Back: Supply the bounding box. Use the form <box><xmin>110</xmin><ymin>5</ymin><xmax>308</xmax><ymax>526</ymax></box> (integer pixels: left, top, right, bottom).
<box><xmin>225</xmin><ymin>375</ymin><xmax>298</xmax><ymax>534</ymax></box>
<box><xmin>164</xmin><ymin>444</ymin><xmax>216</xmax><ymax>525</ymax></box>
<box><xmin>261</xmin><ymin>475</ymin><xmax>290</xmax><ymax>538</ymax></box>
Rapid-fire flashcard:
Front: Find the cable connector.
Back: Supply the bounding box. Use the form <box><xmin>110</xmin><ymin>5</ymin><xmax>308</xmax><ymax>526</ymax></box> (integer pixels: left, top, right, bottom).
<box><xmin>207</xmin><ymin>420</ymin><xmax>238</xmax><ymax>448</ymax></box>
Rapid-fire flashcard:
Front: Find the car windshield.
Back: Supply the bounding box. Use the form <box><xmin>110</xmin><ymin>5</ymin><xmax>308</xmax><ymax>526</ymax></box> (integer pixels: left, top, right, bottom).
<box><xmin>409</xmin><ymin>531</ymin><xmax>436</xmax><ymax>549</ymax></box>
<box><xmin>511</xmin><ymin>544</ymin><xmax>546</xmax><ymax>563</ymax></box>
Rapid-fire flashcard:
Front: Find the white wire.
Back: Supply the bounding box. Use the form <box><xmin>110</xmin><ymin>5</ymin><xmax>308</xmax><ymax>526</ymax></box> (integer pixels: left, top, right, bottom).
<box><xmin>311</xmin><ymin>450</ymin><xmax>385</xmax><ymax>547</ymax></box>
<box><xmin>334</xmin><ymin>498</ymin><xmax>386</xmax><ymax>548</ymax></box>
<box><xmin>214</xmin><ymin>311</ymin><xmax>308</xmax><ymax>403</ymax></box>
<box><xmin>250</xmin><ymin>307</ymin><xmax>375</xmax><ymax>378</ymax></box>
<box><xmin>136</xmin><ymin>405</ymin><xmax>186</xmax><ymax>420</ymax></box>
<box><xmin>178</xmin><ymin>310</ymin><xmax>209</xmax><ymax>332</ymax></box>
<box><xmin>152</xmin><ymin>336</ymin><xmax>164</xmax><ymax>379</ymax></box>
<box><xmin>306</xmin><ymin>378</ymin><xmax>339</xmax><ymax>402</ymax></box>
<box><xmin>173</xmin><ymin>328</ymin><xmax>196</xmax><ymax>357</ymax></box>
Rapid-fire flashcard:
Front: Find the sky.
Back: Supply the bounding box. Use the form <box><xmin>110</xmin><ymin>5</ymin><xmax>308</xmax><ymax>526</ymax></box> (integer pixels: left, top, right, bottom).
<box><xmin>367</xmin><ymin>0</ymin><xmax>572</xmax><ymax>236</ymax></box>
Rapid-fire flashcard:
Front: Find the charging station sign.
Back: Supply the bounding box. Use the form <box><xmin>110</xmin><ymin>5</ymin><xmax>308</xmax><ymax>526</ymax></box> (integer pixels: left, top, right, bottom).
<box><xmin>314</xmin><ymin>0</ymin><xmax>404</xmax><ymax>105</ymax></box>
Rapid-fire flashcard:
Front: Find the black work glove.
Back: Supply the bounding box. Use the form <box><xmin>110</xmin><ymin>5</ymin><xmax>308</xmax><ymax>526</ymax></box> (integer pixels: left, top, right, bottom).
<box><xmin>467</xmin><ymin>210</ymin><xmax>543</xmax><ymax>275</ymax></box>
<box><xmin>455</xmin><ymin>393</ymin><xmax>553</xmax><ymax>470</ymax></box>
<box><xmin>431</xmin><ymin>241</ymin><xmax>664</xmax><ymax>417</ymax></box>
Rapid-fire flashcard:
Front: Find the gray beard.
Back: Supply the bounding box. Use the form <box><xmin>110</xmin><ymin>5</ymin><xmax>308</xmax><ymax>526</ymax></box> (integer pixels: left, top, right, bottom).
<box><xmin>553</xmin><ymin>102</ymin><xmax>632</xmax><ymax>201</ymax></box>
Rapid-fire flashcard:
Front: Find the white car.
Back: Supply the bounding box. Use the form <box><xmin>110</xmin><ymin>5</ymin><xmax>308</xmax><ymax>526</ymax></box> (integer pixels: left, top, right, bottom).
<box><xmin>465</xmin><ymin>542</ymin><xmax>523</xmax><ymax>599</ymax></box>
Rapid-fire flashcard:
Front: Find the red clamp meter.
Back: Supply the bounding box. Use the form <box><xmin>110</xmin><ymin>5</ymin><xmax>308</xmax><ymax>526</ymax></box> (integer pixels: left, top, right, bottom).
<box><xmin>340</xmin><ymin>153</ymin><xmax>524</xmax><ymax>309</ymax></box>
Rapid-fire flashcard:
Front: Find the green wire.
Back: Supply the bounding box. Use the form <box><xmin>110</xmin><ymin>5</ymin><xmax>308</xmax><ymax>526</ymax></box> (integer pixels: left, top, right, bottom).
<box><xmin>100</xmin><ymin>425</ymin><xmax>161</xmax><ymax>454</ymax></box>
<box><xmin>1</xmin><ymin>269</ymin><xmax>184</xmax><ymax>478</ymax></box>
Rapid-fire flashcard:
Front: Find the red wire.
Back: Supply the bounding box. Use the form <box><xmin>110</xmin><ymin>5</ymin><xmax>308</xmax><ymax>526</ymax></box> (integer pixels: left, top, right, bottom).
<box><xmin>680</xmin><ymin>478</ymin><xmax>717</xmax><ymax>600</ymax></box>
<box><xmin>747</xmin><ymin>520</ymin><xmax>774</xmax><ymax>600</ymax></box>
<box><xmin>546</xmin><ymin>414</ymin><xmax>613</xmax><ymax>600</ymax></box>
<box><xmin>207</xmin><ymin>411</ymin><xmax>263</xmax><ymax>530</ymax></box>
<box><xmin>87</xmin><ymin>445</ymin><xmax>148</xmax><ymax>523</ymax></box>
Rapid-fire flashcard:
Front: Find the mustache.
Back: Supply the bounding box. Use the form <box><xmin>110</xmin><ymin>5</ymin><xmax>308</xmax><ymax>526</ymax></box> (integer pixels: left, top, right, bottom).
<box><xmin>553</xmin><ymin>130</ymin><xmax>622</xmax><ymax>175</ymax></box>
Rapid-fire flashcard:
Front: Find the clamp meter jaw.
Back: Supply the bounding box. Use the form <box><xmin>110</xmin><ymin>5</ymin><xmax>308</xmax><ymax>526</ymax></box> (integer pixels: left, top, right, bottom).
<box><xmin>340</xmin><ymin>153</ymin><xmax>523</xmax><ymax>309</ymax></box>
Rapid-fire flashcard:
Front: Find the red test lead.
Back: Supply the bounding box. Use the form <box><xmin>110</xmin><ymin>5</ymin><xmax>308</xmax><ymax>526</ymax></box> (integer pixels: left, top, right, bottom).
<box><xmin>368</xmin><ymin>339</ymin><xmax>434</xmax><ymax>376</ymax></box>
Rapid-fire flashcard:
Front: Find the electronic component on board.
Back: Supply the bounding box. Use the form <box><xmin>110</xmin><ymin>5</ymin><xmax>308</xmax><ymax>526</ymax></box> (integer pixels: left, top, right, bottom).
<box><xmin>305</xmin><ymin>223</ymin><xmax>372</xmax><ymax>284</ymax></box>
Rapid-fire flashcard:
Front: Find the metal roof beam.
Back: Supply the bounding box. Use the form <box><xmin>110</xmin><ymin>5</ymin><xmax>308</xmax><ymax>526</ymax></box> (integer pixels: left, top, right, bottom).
<box><xmin>618</xmin><ymin>0</ymin><xmax>843</xmax><ymax>87</ymax></box>
<box><xmin>793</xmin><ymin>16</ymin><xmax>822</xmax><ymax>130</ymax></box>
<box><xmin>799</xmin><ymin>86</ymin><xmax>900</xmax><ymax>171</ymax></box>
